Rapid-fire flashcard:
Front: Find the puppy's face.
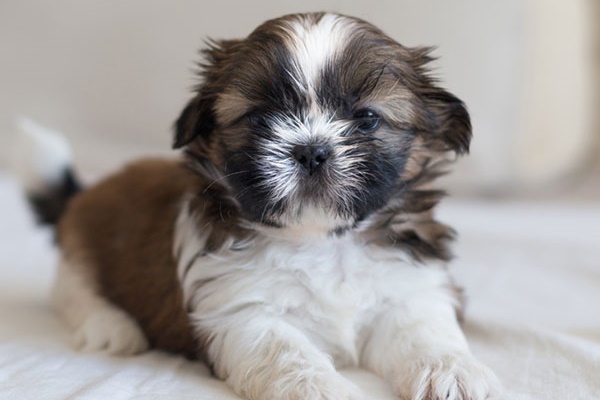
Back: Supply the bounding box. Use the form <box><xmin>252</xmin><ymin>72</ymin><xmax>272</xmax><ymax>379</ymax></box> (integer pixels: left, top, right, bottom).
<box><xmin>175</xmin><ymin>13</ymin><xmax>470</xmax><ymax>232</ymax></box>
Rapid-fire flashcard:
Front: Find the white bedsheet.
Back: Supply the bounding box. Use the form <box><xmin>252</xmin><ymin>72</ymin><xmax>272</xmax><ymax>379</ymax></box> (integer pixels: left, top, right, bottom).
<box><xmin>1</xmin><ymin>172</ymin><xmax>599</xmax><ymax>400</ymax></box>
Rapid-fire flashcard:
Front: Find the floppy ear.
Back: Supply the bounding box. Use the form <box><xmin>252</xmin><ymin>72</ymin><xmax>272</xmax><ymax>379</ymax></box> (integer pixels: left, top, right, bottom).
<box><xmin>411</xmin><ymin>47</ymin><xmax>472</xmax><ymax>155</ymax></box>
<box><xmin>172</xmin><ymin>95</ymin><xmax>215</xmax><ymax>149</ymax></box>
<box><xmin>422</xmin><ymin>87</ymin><xmax>472</xmax><ymax>154</ymax></box>
<box><xmin>172</xmin><ymin>39</ymin><xmax>242</xmax><ymax>149</ymax></box>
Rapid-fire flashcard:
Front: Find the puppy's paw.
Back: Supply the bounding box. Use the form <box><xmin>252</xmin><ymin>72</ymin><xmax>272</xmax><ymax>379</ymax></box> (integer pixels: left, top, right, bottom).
<box><xmin>73</xmin><ymin>308</ymin><xmax>149</xmax><ymax>356</ymax></box>
<box><xmin>395</xmin><ymin>354</ymin><xmax>501</xmax><ymax>400</ymax></box>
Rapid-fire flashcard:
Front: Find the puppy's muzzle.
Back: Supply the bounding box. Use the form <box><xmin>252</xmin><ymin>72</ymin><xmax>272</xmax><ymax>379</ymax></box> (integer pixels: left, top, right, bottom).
<box><xmin>292</xmin><ymin>144</ymin><xmax>331</xmax><ymax>176</ymax></box>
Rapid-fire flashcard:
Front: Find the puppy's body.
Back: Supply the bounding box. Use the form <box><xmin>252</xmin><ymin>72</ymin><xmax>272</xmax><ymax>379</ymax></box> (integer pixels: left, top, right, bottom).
<box><xmin>27</xmin><ymin>12</ymin><xmax>500</xmax><ymax>400</ymax></box>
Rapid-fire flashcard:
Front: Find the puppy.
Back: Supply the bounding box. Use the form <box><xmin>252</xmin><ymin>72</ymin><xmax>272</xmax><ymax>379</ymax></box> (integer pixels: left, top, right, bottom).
<box><xmin>23</xmin><ymin>12</ymin><xmax>500</xmax><ymax>400</ymax></box>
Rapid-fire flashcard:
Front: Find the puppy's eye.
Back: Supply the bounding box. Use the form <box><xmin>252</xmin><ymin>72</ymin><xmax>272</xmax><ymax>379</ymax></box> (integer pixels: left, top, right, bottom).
<box><xmin>353</xmin><ymin>109</ymin><xmax>380</xmax><ymax>133</ymax></box>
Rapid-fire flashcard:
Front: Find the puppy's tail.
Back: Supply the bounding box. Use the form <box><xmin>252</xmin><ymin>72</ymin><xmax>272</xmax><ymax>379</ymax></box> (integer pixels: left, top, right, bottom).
<box><xmin>14</xmin><ymin>118</ymin><xmax>82</xmax><ymax>225</ymax></box>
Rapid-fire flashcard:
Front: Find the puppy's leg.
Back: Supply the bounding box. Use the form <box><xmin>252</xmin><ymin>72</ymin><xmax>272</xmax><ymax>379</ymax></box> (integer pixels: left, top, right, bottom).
<box><xmin>360</xmin><ymin>284</ymin><xmax>500</xmax><ymax>400</ymax></box>
<box><xmin>197</xmin><ymin>309</ymin><xmax>365</xmax><ymax>400</ymax></box>
<box><xmin>53</xmin><ymin>257</ymin><xmax>148</xmax><ymax>356</ymax></box>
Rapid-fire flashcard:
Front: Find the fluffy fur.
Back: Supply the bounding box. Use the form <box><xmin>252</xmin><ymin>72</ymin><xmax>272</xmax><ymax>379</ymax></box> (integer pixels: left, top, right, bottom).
<box><xmin>24</xmin><ymin>12</ymin><xmax>500</xmax><ymax>400</ymax></box>
<box><xmin>14</xmin><ymin>118</ymin><xmax>80</xmax><ymax>224</ymax></box>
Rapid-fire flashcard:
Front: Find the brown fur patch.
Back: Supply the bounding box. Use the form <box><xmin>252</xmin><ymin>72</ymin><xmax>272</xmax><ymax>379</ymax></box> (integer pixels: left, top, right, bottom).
<box><xmin>58</xmin><ymin>159</ymin><xmax>203</xmax><ymax>358</ymax></box>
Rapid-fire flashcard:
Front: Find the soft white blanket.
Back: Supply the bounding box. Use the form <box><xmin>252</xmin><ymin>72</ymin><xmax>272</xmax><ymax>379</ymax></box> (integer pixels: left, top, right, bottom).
<box><xmin>1</xmin><ymin>173</ymin><xmax>598</xmax><ymax>399</ymax></box>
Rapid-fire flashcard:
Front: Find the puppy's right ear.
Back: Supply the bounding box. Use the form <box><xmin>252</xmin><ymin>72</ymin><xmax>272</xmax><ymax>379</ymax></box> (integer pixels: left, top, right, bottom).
<box><xmin>173</xmin><ymin>39</ymin><xmax>242</xmax><ymax>149</ymax></box>
<box><xmin>172</xmin><ymin>95</ymin><xmax>215</xmax><ymax>149</ymax></box>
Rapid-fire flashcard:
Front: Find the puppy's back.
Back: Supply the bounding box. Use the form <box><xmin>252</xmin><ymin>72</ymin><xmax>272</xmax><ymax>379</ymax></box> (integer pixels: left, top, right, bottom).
<box><xmin>58</xmin><ymin>158</ymin><xmax>199</xmax><ymax>358</ymax></box>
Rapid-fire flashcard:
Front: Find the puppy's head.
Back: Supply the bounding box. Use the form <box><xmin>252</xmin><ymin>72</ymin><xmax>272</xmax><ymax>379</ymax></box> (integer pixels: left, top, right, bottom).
<box><xmin>175</xmin><ymin>13</ymin><xmax>470</xmax><ymax>233</ymax></box>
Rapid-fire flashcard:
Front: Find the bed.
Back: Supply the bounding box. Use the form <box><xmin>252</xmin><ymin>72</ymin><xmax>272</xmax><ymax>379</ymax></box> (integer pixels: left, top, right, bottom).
<box><xmin>1</xmin><ymin>171</ymin><xmax>598</xmax><ymax>399</ymax></box>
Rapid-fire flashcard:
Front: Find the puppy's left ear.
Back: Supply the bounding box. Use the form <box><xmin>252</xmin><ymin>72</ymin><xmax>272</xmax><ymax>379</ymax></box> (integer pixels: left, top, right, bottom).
<box><xmin>412</xmin><ymin>48</ymin><xmax>472</xmax><ymax>155</ymax></box>
<box><xmin>173</xmin><ymin>95</ymin><xmax>215</xmax><ymax>149</ymax></box>
<box><xmin>173</xmin><ymin>39</ymin><xmax>242</xmax><ymax>150</ymax></box>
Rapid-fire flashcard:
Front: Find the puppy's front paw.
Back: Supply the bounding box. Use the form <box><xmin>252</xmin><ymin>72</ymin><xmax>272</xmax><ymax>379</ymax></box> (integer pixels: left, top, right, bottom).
<box><xmin>395</xmin><ymin>354</ymin><xmax>500</xmax><ymax>400</ymax></box>
<box><xmin>73</xmin><ymin>309</ymin><xmax>149</xmax><ymax>356</ymax></box>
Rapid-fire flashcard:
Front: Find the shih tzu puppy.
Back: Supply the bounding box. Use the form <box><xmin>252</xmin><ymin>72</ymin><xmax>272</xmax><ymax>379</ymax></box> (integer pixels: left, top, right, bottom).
<box><xmin>21</xmin><ymin>12</ymin><xmax>500</xmax><ymax>400</ymax></box>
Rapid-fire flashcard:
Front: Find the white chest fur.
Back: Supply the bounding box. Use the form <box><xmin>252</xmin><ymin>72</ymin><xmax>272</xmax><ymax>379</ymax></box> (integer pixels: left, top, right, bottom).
<box><xmin>173</xmin><ymin>203</ymin><xmax>450</xmax><ymax>367</ymax></box>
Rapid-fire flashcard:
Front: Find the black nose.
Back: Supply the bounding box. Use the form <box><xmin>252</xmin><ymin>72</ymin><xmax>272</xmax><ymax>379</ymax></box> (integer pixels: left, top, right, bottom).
<box><xmin>292</xmin><ymin>145</ymin><xmax>330</xmax><ymax>175</ymax></box>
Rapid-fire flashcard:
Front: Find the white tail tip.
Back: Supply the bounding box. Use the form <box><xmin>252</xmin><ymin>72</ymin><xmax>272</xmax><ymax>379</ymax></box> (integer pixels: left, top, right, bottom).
<box><xmin>13</xmin><ymin>117</ymin><xmax>73</xmax><ymax>194</ymax></box>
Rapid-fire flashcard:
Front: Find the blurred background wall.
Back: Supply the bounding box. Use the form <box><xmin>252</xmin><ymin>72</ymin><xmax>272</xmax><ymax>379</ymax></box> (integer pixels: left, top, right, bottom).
<box><xmin>0</xmin><ymin>0</ymin><xmax>598</xmax><ymax>199</ymax></box>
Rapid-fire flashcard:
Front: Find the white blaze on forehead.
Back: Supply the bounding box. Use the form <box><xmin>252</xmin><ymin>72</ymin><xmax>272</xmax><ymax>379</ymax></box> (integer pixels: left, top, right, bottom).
<box><xmin>282</xmin><ymin>14</ymin><xmax>355</xmax><ymax>93</ymax></box>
